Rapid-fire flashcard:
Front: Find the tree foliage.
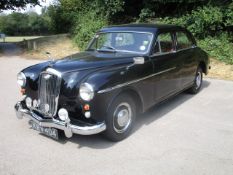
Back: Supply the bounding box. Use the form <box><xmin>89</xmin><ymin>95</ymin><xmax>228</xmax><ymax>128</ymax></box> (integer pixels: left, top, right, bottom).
<box><xmin>156</xmin><ymin>5</ymin><xmax>233</xmax><ymax>38</ymax></box>
<box><xmin>1</xmin><ymin>0</ymin><xmax>232</xmax><ymax>63</ymax></box>
<box><xmin>51</xmin><ymin>0</ymin><xmax>231</xmax><ymax>49</ymax></box>
<box><xmin>0</xmin><ymin>0</ymin><xmax>40</xmax><ymax>11</ymax></box>
<box><xmin>0</xmin><ymin>11</ymin><xmax>51</xmax><ymax>35</ymax></box>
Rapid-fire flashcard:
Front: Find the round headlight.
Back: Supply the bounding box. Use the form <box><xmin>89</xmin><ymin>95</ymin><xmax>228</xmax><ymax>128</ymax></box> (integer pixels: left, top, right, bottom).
<box><xmin>17</xmin><ymin>72</ymin><xmax>26</xmax><ymax>87</ymax></box>
<box><xmin>79</xmin><ymin>83</ymin><xmax>94</xmax><ymax>101</ymax></box>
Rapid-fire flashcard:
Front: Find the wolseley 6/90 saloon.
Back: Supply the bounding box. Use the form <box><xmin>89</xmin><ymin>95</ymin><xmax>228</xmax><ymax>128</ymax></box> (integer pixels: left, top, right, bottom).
<box><xmin>15</xmin><ymin>24</ymin><xmax>210</xmax><ymax>141</ymax></box>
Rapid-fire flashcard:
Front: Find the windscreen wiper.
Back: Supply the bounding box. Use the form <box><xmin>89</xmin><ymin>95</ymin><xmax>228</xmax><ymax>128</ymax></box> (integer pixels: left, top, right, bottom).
<box><xmin>97</xmin><ymin>45</ymin><xmax>117</xmax><ymax>52</ymax></box>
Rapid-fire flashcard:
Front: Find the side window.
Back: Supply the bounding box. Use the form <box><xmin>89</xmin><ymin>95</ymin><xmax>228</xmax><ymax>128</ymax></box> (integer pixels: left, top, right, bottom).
<box><xmin>154</xmin><ymin>32</ymin><xmax>173</xmax><ymax>54</ymax></box>
<box><xmin>176</xmin><ymin>31</ymin><xmax>193</xmax><ymax>50</ymax></box>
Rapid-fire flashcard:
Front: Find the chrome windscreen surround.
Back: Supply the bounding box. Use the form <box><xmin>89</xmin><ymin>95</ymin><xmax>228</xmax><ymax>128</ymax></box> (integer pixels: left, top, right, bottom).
<box><xmin>37</xmin><ymin>68</ymin><xmax>62</xmax><ymax>118</ymax></box>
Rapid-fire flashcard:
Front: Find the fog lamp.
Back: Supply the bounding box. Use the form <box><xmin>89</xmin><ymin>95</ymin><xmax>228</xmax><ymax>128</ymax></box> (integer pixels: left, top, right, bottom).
<box><xmin>44</xmin><ymin>104</ymin><xmax>50</xmax><ymax>113</ymax></box>
<box><xmin>58</xmin><ymin>108</ymin><xmax>69</xmax><ymax>121</ymax></box>
<box><xmin>84</xmin><ymin>111</ymin><xmax>91</xmax><ymax>118</ymax></box>
<box><xmin>26</xmin><ymin>97</ymin><xmax>32</xmax><ymax>108</ymax></box>
<box><xmin>33</xmin><ymin>99</ymin><xmax>38</xmax><ymax>108</ymax></box>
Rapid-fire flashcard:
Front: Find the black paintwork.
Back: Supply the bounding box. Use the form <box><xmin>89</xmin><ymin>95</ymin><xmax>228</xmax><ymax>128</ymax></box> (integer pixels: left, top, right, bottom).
<box><xmin>20</xmin><ymin>24</ymin><xmax>209</xmax><ymax>124</ymax></box>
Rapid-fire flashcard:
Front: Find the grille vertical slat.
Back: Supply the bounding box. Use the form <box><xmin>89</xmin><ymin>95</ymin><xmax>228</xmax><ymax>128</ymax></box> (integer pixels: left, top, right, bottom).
<box><xmin>38</xmin><ymin>71</ymin><xmax>61</xmax><ymax>118</ymax></box>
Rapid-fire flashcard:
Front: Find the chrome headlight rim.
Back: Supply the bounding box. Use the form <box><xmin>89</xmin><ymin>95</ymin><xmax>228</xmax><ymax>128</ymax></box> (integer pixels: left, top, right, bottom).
<box><xmin>17</xmin><ymin>72</ymin><xmax>26</xmax><ymax>87</ymax></box>
<box><xmin>79</xmin><ymin>83</ymin><xmax>94</xmax><ymax>101</ymax></box>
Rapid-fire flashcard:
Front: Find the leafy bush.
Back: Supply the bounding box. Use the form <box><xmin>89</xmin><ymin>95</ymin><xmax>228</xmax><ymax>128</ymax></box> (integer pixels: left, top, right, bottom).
<box><xmin>157</xmin><ymin>6</ymin><xmax>232</xmax><ymax>38</ymax></box>
<box><xmin>224</xmin><ymin>3</ymin><xmax>233</xmax><ymax>27</ymax></box>
<box><xmin>198</xmin><ymin>34</ymin><xmax>233</xmax><ymax>64</ymax></box>
<box><xmin>137</xmin><ymin>8</ymin><xmax>155</xmax><ymax>22</ymax></box>
<box><xmin>73</xmin><ymin>12</ymin><xmax>107</xmax><ymax>50</ymax></box>
<box><xmin>154</xmin><ymin>4</ymin><xmax>233</xmax><ymax>64</ymax></box>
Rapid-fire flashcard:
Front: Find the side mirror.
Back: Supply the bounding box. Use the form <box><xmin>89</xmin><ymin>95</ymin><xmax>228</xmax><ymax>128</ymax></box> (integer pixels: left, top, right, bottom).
<box><xmin>133</xmin><ymin>57</ymin><xmax>145</xmax><ymax>65</ymax></box>
<box><xmin>126</xmin><ymin>57</ymin><xmax>145</xmax><ymax>70</ymax></box>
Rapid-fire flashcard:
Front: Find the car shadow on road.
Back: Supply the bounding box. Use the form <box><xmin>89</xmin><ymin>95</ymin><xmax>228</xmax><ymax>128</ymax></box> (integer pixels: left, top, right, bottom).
<box><xmin>134</xmin><ymin>80</ymin><xmax>210</xmax><ymax>133</ymax></box>
<box><xmin>55</xmin><ymin>80</ymin><xmax>210</xmax><ymax>149</ymax></box>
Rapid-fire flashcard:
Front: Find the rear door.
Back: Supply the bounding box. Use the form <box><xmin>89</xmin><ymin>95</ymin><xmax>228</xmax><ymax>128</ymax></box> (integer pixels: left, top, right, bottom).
<box><xmin>150</xmin><ymin>31</ymin><xmax>183</xmax><ymax>102</ymax></box>
<box><xmin>175</xmin><ymin>31</ymin><xmax>197</xmax><ymax>87</ymax></box>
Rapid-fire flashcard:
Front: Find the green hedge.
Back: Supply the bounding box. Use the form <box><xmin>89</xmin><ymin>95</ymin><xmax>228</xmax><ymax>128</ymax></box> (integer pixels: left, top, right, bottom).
<box><xmin>73</xmin><ymin>12</ymin><xmax>107</xmax><ymax>51</ymax></box>
<box><xmin>156</xmin><ymin>6</ymin><xmax>232</xmax><ymax>38</ymax></box>
<box><xmin>199</xmin><ymin>34</ymin><xmax>233</xmax><ymax>64</ymax></box>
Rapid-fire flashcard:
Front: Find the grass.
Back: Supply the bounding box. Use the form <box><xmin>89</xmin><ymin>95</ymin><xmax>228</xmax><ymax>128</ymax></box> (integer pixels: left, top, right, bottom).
<box><xmin>0</xmin><ymin>36</ymin><xmax>43</xmax><ymax>43</ymax></box>
<box><xmin>22</xmin><ymin>37</ymin><xmax>79</xmax><ymax>60</ymax></box>
<box><xmin>207</xmin><ymin>58</ymin><xmax>233</xmax><ymax>81</ymax></box>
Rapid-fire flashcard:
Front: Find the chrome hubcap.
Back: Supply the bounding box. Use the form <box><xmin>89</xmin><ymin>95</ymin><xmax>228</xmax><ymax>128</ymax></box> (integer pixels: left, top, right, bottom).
<box><xmin>113</xmin><ymin>102</ymin><xmax>132</xmax><ymax>133</ymax></box>
<box><xmin>196</xmin><ymin>72</ymin><xmax>202</xmax><ymax>89</ymax></box>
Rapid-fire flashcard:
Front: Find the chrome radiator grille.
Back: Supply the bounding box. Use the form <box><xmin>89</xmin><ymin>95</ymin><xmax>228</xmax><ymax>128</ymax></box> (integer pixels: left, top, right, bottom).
<box><xmin>38</xmin><ymin>71</ymin><xmax>61</xmax><ymax>117</ymax></box>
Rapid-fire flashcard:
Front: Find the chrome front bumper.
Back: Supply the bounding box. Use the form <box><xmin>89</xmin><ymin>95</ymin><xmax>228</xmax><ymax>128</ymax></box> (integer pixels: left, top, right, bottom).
<box><xmin>14</xmin><ymin>101</ymin><xmax>106</xmax><ymax>138</ymax></box>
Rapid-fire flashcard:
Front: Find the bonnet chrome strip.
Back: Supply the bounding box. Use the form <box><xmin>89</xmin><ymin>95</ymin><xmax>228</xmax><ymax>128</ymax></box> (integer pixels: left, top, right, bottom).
<box><xmin>46</xmin><ymin>68</ymin><xmax>62</xmax><ymax>77</ymax></box>
<box><xmin>97</xmin><ymin>67</ymin><xmax>176</xmax><ymax>94</ymax></box>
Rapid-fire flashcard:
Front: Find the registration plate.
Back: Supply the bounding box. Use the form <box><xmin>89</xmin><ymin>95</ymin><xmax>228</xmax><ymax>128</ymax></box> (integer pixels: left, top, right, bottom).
<box><xmin>30</xmin><ymin>120</ymin><xmax>59</xmax><ymax>140</ymax></box>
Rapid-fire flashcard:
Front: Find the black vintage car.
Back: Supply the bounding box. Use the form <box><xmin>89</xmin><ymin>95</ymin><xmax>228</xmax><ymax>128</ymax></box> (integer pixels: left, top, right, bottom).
<box><xmin>15</xmin><ymin>24</ymin><xmax>210</xmax><ymax>141</ymax></box>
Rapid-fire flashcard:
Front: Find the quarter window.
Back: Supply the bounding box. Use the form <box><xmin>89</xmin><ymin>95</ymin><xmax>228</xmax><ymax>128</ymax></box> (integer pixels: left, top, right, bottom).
<box><xmin>176</xmin><ymin>32</ymin><xmax>193</xmax><ymax>50</ymax></box>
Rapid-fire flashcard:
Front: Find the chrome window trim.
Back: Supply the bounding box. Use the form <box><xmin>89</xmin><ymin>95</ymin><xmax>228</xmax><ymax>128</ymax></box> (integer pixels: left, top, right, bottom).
<box><xmin>176</xmin><ymin>45</ymin><xmax>197</xmax><ymax>52</ymax></box>
<box><xmin>151</xmin><ymin>44</ymin><xmax>196</xmax><ymax>57</ymax></box>
<box><xmin>150</xmin><ymin>50</ymin><xmax>177</xmax><ymax>57</ymax></box>
<box><xmin>97</xmin><ymin>67</ymin><xmax>176</xmax><ymax>94</ymax></box>
<box><xmin>88</xmin><ymin>31</ymin><xmax>155</xmax><ymax>55</ymax></box>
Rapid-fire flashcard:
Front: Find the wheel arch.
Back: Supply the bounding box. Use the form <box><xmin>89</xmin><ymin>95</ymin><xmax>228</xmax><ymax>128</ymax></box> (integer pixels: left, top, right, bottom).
<box><xmin>107</xmin><ymin>87</ymin><xmax>144</xmax><ymax>115</ymax></box>
<box><xmin>199</xmin><ymin>61</ymin><xmax>207</xmax><ymax>75</ymax></box>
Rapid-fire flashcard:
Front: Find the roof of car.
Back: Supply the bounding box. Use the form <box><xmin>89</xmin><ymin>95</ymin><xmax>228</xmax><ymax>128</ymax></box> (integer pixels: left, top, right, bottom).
<box><xmin>99</xmin><ymin>23</ymin><xmax>184</xmax><ymax>33</ymax></box>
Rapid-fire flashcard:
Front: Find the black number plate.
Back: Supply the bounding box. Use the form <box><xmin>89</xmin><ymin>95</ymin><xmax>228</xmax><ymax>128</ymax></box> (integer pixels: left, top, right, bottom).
<box><xmin>30</xmin><ymin>120</ymin><xmax>59</xmax><ymax>140</ymax></box>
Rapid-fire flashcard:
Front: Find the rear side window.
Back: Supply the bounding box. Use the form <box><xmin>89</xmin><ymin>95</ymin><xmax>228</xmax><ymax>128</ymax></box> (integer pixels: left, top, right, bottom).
<box><xmin>176</xmin><ymin>31</ymin><xmax>193</xmax><ymax>50</ymax></box>
<box><xmin>153</xmin><ymin>32</ymin><xmax>174</xmax><ymax>54</ymax></box>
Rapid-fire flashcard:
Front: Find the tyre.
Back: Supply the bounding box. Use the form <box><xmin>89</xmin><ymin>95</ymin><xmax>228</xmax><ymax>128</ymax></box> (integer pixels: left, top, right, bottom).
<box><xmin>187</xmin><ymin>67</ymin><xmax>203</xmax><ymax>94</ymax></box>
<box><xmin>104</xmin><ymin>94</ymin><xmax>136</xmax><ymax>142</ymax></box>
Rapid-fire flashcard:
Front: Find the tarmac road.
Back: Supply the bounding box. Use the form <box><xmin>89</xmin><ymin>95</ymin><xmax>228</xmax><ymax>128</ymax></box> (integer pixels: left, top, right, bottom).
<box><xmin>0</xmin><ymin>43</ymin><xmax>22</xmax><ymax>56</ymax></box>
<box><xmin>0</xmin><ymin>56</ymin><xmax>233</xmax><ymax>175</ymax></box>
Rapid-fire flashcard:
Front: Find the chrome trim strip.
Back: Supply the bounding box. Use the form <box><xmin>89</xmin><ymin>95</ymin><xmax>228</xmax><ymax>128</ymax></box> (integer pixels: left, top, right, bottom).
<box><xmin>46</xmin><ymin>68</ymin><xmax>62</xmax><ymax>77</ymax></box>
<box><xmin>150</xmin><ymin>50</ymin><xmax>177</xmax><ymax>57</ymax></box>
<box><xmin>15</xmin><ymin>101</ymin><xmax>106</xmax><ymax>137</ymax></box>
<box><xmin>98</xmin><ymin>67</ymin><xmax>176</xmax><ymax>94</ymax></box>
<box><xmin>98</xmin><ymin>31</ymin><xmax>154</xmax><ymax>35</ymax></box>
<box><xmin>176</xmin><ymin>45</ymin><xmax>196</xmax><ymax>52</ymax></box>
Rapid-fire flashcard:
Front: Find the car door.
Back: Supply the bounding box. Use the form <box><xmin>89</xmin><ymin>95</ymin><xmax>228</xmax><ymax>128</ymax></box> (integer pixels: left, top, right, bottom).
<box><xmin>175</xmin><ymin>31</ymin><xmax>197</xmax><ymax>87</ymax></box>
<box><xmin>150</xmin><ymin>31</ymin><xmax>183</xmax><ymax>103</ymax></box>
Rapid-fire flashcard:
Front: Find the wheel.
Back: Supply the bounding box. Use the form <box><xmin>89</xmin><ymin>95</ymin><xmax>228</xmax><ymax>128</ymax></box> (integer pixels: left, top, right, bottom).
<box><xmin>187</xmin><ymin>67</ymin><xmax>203</xmax><ymax>94</ymax></box>
<box><xmin>104</xmin><ymin>94</ymin><xmax>136</xmax><ymax>142</ymax></box>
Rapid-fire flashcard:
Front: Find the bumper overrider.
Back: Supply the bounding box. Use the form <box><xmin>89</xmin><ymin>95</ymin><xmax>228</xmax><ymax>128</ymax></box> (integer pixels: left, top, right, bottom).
<box><xmin>14</xmin><ymin>101</ymin><xmax>106</xmax><ymax>138</ymax></box>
